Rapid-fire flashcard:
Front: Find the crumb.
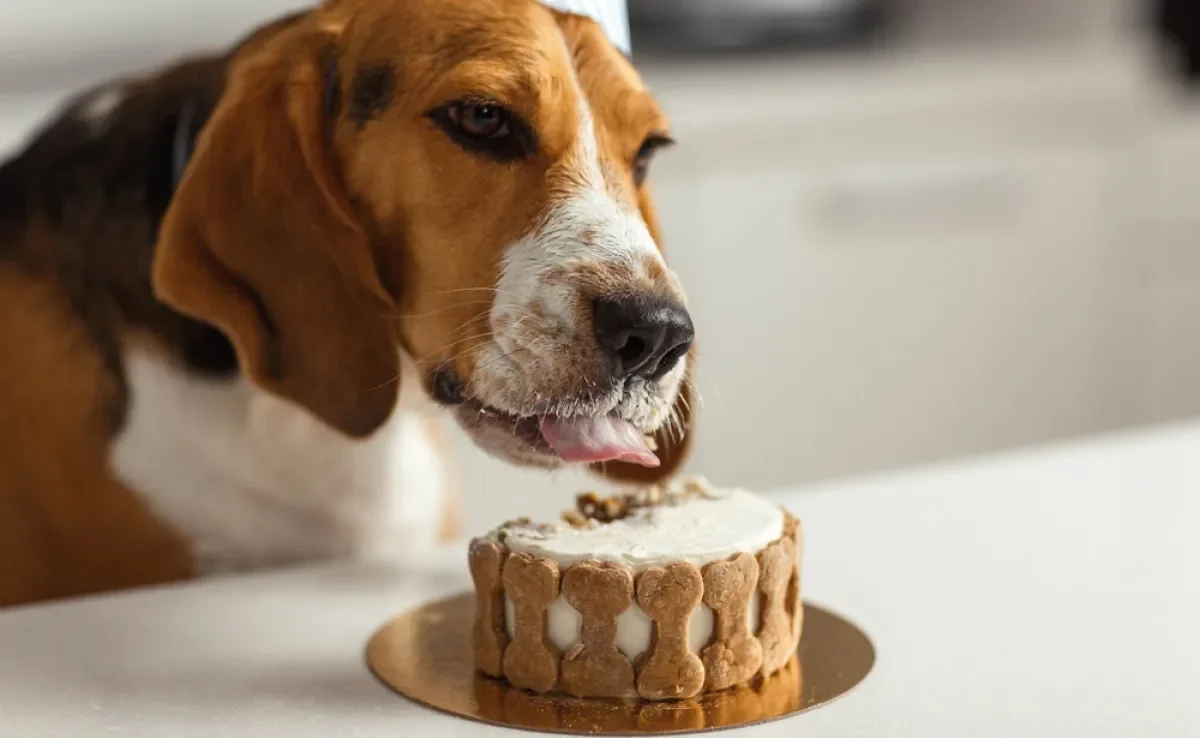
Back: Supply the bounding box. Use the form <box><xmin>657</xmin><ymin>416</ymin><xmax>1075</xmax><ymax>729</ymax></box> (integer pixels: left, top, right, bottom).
<box><xmin>574</xmin><ymin>490</ymin><xmax>631</xmax><ymax>523</ymax></box>
<box><xmin>569</xmin><ymin>482</ymin><xmax>689</xmax><ymax>524</ymax></box>
<box><xmin>601</xmin><ymin>497</ymin><xmax>623</xmax><ymax>520</ymax></box>
<box><xmin>683</xmin><ymin>477</ymin><xmax>717</xmax><ymax>499</ymax></box>
<box><xmin>562</xmin><ymin>510</ymin><xmax>589</xmax><ymax>528</ymax></box>
<box><xmin>576</xmin><ymin>492</ymin><xmax>601</xmax><ymax>520</ymax></box>
<box><xmin>564</xmin><ymin>642</ymin><xmax>585</xmax><ymax>660</ymax></box>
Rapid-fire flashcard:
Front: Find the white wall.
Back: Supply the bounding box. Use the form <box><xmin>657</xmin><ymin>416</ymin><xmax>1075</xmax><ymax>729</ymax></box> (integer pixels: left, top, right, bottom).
<box><xmin>0</xmin><ymin>1</ymin><xmax>313</xmax><ymax>92</ymax></box>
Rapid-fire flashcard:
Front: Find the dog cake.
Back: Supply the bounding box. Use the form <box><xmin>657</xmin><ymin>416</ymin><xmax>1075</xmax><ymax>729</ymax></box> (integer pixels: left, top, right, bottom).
<box><xmin>469</xmin><ymin>479</ymin><xmax>803</xmax><ymax>700</ymax></box>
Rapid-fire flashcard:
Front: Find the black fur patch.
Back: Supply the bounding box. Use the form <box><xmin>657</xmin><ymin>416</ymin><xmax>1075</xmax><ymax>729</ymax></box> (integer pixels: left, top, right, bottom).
<box><xmin>350</xmin><ymin>65</ymin><xmax>396</xmax><ymax>128</ymax></box>
<box><xmin>0</xmin><ymin>13</ymin><xmax>320</xmax><ymax>435</ymax></box>
<box><xmin>324</xmin><ymin>51</ymin><xmax>343</xmax><ymax>118</ymax></box>
<box><xmin>326</xmin><ymin>76</ymin><xmax>343</xmax><ymax>119</ymax></box>
<box><xmin>0</xmin><ymin>57</ymin><xmax>238</xmax><ymax>434</ymax></box>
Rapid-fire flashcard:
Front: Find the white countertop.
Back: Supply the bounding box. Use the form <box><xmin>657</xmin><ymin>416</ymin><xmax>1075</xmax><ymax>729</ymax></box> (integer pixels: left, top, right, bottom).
<box><xmin>2</xmin><ymin>421</ymin><xmax>1200</xmax><ymax>736</ymax></box>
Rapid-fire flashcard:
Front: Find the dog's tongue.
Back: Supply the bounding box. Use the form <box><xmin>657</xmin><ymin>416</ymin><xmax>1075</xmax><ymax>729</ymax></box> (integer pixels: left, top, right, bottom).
<box><xmin>538</xmin><ymin>415</ymin><xmax>660</xmax><ymax>468</ymax></box>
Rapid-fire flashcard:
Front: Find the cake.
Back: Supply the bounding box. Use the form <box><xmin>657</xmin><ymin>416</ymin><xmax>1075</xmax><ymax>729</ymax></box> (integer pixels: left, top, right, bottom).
<box><xmin>468</xmin><ymin>479</ymin><xmax>803</xmax><ymax>701</ymax></box>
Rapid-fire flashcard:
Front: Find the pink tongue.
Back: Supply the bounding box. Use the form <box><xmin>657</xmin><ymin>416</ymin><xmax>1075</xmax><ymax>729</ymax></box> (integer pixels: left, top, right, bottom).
<box><xmin>538</xmin><ymin>415</ymin><xmax>660</xmax><ymax>468</ymax></box>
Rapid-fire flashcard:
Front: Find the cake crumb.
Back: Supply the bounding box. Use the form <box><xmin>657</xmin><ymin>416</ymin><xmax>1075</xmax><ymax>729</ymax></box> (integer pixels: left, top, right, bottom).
<box><xmin>499</xmin><ymin>516</ymin><xmax>556</xmax><ymax>541</ymax></box>
<box><xmin>601</xmin><ymin>497</ymin><xmax>623</xmax><ymax>520</ymax></box>
<box><xmin>683</xmin><ymin>477</ymin><xmax>720</xmax><ymax>499</ymax></box>
<box><xmin>575</xmin><ymin>490</ymin><xmax>631</xmax><ymax>523</ymax></box>
<box><xmin>561</xmin><ymin>510</ymin><xmax>590</xmax><ymax>528</ymax></box>
<box><xmin>567</xmin><ymin>477</ymin><xmax>720</xmax><ymax>525</ymax></box>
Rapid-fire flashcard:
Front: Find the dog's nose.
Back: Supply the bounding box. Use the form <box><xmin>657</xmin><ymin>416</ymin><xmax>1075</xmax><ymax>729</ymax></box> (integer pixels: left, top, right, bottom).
<box><xmin>593</xmin><ymin>294</ymin><xmax>694</xmax><ymax>380</ymax></box>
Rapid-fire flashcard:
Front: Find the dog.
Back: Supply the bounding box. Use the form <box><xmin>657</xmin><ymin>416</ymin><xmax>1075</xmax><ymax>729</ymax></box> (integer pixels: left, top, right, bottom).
<box><xmin>0</xmin><ymin>0</ymin><xmax>694</xmax><ymax>606</ymax></box>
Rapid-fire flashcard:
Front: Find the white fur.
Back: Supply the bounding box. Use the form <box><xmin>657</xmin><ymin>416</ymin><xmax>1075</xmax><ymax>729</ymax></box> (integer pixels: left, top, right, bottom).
<box><xmin>474</xmin><ymin>66</ymin><xmax>686</xmax><ymax>424</ymax></box>
<box><xmin>111</xmin><ymin>346</ymin><xmax>448</xmax><ymax>574</ymax></box>
<box><xmin>78</xmin><ymin>86</ymin><xmax>123</xmax><ymax>130</ymax></box>
<box><xmin>495</xmin><ymin>63</ymin><xmax>664</xmax><ymax>332</ymax></box>
<box><xmin>507</xmin><ymin>101</ymin><xmax>662</xmax><ymax>292</ymax></box>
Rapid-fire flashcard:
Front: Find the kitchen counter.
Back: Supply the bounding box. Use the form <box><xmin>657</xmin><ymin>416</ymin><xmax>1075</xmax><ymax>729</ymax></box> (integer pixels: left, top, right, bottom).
<box><xmin>2</xmin><ymin>420</ymin><xmax>1198</xmax><ymax>736</ymax></box>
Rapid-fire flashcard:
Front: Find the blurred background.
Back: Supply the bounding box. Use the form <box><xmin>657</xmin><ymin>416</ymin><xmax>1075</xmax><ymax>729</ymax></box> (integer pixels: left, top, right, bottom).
<box><xmin>1</xmin><ymin>0</ymin><xmax>1197</xmax><ymax>534</ymax></box>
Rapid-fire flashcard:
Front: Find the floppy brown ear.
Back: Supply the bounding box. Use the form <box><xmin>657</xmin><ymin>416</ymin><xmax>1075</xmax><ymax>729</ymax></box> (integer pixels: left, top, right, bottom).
<box><xmin>153</xmin><ymin>27</ymin><xmax>399</xmax><ymax>437</ymax></box>
<box><xmin>593</xmin><ymin>358</ymin><xmax>696</xmax><ymax>485</ymax></box>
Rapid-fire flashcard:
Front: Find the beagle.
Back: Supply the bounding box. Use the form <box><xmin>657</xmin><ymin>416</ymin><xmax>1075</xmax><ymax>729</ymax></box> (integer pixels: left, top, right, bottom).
<box><xmin>0</xmin><ymin>0</ymin><xmax>694</xmax><ymax>607</ymax></box>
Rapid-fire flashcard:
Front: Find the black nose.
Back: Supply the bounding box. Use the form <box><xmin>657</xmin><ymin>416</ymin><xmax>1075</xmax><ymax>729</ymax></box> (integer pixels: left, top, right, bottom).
<box><xmin>593</xmin><ymin>294</ymin><xmax>694</xmax><ymax>380</ymax></box>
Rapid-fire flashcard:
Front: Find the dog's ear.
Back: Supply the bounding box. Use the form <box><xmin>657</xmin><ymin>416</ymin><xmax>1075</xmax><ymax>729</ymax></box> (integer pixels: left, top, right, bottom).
<box><xmin>593</xmin><ymin>359</ymin><xmax>695</xmax><ymax>485</ymax></box>
<box><xmin>153</xmin><ymin>25</ymin><xmax>399</xmax><ymax>437</ymax></box>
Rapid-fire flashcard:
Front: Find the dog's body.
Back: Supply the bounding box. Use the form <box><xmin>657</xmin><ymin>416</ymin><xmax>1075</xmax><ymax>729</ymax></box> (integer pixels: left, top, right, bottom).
<box><xmin>0</xmin><ymin>47</ymin><xmax>451</xmax><ymax>600</ymax></box>
<box><xmin>0</xmin><ymin>0</ymin><xmax>693</xmax><ymax>607</ymax></box>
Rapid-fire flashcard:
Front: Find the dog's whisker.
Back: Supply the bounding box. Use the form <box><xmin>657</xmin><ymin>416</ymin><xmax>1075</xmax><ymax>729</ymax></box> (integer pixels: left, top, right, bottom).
<box><xmin>430</xmin><ymin>286</ymin><xmax>503</xmax><ymax>296</ymax></box>
<box><xmin>439</xmin><ymin>312</ymin><xmax>491</xmax><ymax>338</ymax></box>
<box><xmin>366</xmin><ymin>373</ymin><xmax>403</xmax><ymax>392</ymax></box>
<box><xmin>414</xmin><ymin>331</ymin><xmax>496</xmax><ymax>367</ymax></box>
<box><xmin>409</xmin><ymin>306</ymin><xmax>547</xmax><ymax>373</ymax></box>
<box><xmin>426</xmin><ymin>286</ymin><xmax>519</xmax><ymax>302</ymax></box>
<box><xmin>674</xmin><ymin>407</ymin><xmax>690</xmax><ymax>442</ymax></box>
<box><xmin>387</xmin><ymin>301</ymin><xmax>496</xmax><ymax>321</ymax></box>
<box><xmin>440</xmin><ymin>325</ymin><xmax>496</xmax><ymax>348</ymax></box>
<box><xmin>411</xmin><ymin>334</ymin><xmax>490</xmax><ymax>369</ymax></box>
<box><xmin>663</xmin><ymin>405</ymin><xmax>687</xmax><ymax>447</ymax></box>
<box><xmin>471</xmin><ymin>344</ymin><xmax>536</xmax><ymax>375</ymax></box>
<box><xmin>431</xmin><ymin>304</ymin><xmax>542</xmax><ymax>349</ymax></box>
<box><xmin>416</xmin><ymin>315</ymin><xmax>493</xmax><ymax>361</ymax></box>
<box><xmin>678</xmin><ymin>390</ymin><xmax>694</xmax><ymax>415</ymax></box>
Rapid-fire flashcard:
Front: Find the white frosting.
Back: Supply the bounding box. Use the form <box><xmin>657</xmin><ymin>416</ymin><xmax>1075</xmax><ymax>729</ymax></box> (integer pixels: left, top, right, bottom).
<box><xmin>499</xmin><ymin>487</ymin><xmax>784</xmax><ymax>571</ymax></box>
<box><xmin>496</xmin><ymin>484</ymin><xmax>780</xmax><ymax>664</ymax></box>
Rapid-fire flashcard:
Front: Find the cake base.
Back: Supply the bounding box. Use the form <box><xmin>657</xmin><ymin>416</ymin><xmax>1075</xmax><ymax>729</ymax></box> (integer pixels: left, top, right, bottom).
<box><xmin>366</xmin><ymin>593</ymin><xmax>874</xmax><ymax>735</ymax></box>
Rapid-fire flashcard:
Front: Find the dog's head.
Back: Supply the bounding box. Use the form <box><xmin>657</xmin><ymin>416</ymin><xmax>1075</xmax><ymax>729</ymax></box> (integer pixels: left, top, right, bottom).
<box><xmin>154</xmin><ymin>0</ymin><xmax>693</xmax><ymax>483</ymax></box>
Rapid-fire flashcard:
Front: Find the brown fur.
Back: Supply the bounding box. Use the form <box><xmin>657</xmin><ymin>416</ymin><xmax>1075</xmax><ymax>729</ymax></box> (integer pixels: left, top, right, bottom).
<box><xmin>0</xmin><ymin>264</ymin><xmax>192</xmax><ymax>605</ymax></box>
<box><xmin>0</xmin><ymin>0</ymin><xmax>688</xmax><ymax>607</ymax></box>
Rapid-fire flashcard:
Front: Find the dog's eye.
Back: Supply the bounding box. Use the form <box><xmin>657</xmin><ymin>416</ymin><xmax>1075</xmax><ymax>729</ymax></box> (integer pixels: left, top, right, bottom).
<box><xmin>429</xmin><ymin>100</ymin><xmax>536</xmax><ymax>162</ymax></box>
<box><xmin>632</xmin><ymin>134</ymin><xmax>674</xmax><ymax>186</ymax></box>
<box><xmin>450</xmin><ymin>103</ymin><xmax>508</xmax><ymax>139</ymax></box>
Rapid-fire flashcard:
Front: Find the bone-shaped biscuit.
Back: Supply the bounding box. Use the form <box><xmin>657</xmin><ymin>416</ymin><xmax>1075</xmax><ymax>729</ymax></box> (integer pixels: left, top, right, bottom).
<box><xmin>560</xmin><ymin>561</ymin><xmax>636</xmax><ymax>698</ymax></box>
<box><xmin>468</xmin><ymin>537</ymin><xmax>508</xmax><ymax>677</ymax></box>
<box><xmin>635</xmin><ymin>562</ymin><xmax>706</xmax><ymax>700</ymax></box>
<box><xmin>788</xmin><ymin>572</ymin><xmax>803</xmax><ymax>647</ymax></box>
<box><xmin>701</xmin><ymin>552</ymin><xmax>763</xmax><ymax>691</ymax></box>
<box><xmin>501</xmin><ymin>553</ymin><xmax>561</xmax><ymax>693</ymax></box>
<box><xmin>789</xmin><ymin>519</ymin><xmax>805</xmax><ymax>644</ymax></box>
<box><xmin>756</xmin><ymin>534</ymin><xmax>797</xmax><ymax>678</ymax></box>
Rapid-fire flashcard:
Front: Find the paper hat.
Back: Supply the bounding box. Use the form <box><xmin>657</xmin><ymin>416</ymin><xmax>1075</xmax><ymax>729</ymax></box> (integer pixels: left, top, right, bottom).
<box><xmin>539</xmin><ymin>0</ymin><xmax>631</xmax><ymax>54</ymax></box>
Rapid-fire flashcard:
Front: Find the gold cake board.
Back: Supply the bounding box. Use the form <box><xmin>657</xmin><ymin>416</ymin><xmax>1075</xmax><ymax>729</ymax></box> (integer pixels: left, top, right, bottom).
<box><xmin>366</xmin><ymin>593</ymin><xmax>874</xmax><ymax>734</ymax></box>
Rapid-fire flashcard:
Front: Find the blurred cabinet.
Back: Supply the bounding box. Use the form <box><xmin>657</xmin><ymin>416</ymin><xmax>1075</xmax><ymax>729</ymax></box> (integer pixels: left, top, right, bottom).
<box><xmin>1125</xmin><ymin>109</ymin><xmax>1200</xmax><ymax>420</ymax></box>
<box><xmin>0</xmin><ymin>1</ymin><xmax>314</xmax><ymax>94</ymax></box>
<box><xmin>642</xmin><ymin>45</ymin><xmax>1173</xmax><ymax>489</ymax></box>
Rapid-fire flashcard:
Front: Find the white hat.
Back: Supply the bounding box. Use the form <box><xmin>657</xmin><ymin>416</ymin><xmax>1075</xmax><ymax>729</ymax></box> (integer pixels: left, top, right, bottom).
<box><xmin>539</xmin><ymin>0</ymin><xmax>631</xmax><ymax>54</ymax></box>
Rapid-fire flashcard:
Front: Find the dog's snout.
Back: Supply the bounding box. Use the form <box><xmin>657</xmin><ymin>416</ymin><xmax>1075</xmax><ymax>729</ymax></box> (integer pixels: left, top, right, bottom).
<box><xmin>593</xmin><ymin>294</ymin><xmax>694</xmax><ymax>381</ymax></box>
